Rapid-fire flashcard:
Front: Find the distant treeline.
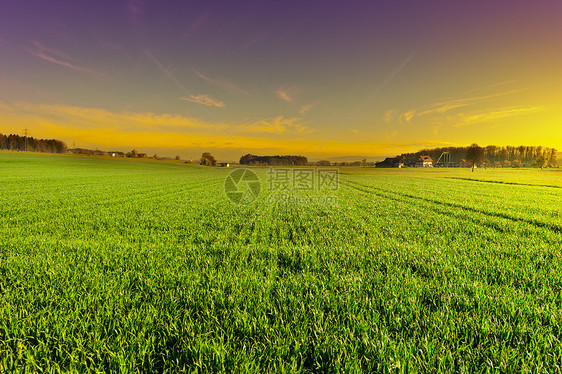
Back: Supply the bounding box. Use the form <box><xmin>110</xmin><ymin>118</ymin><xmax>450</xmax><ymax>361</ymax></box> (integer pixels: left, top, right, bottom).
<box><xmin>0</xmin><ymin>133</ymin><xmax>67</xmax><ymax>153</ymax></box>
<box><xmin>400</xmin><ymin>145</ymin><xmax>557</xmax><ymax>167</ymax></box>
<box><xmin>240</xmin><ymin>154</ymin><xmax>308</xmax><ymax>166</ymax></box>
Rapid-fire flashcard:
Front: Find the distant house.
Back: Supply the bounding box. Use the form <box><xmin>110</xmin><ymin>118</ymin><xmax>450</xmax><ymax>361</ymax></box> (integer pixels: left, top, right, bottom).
<box><xmin>457</xmin><ymin>159</ymin><xmax>474</xmax><ymax>168</ymax></box>
<box><xmin>415</xmin><ymin>155</ymin><xmax>433</xmax><ymax>167</ymax></box>
<box><xmin>376</xmin><ymin>157</ymin><xmax>404</xmax><ymax>168</ymax></box>
<box><xmin>69</xmin><ymin>148</ymin><xmax>94</xmax><ymax>155</ymax></box>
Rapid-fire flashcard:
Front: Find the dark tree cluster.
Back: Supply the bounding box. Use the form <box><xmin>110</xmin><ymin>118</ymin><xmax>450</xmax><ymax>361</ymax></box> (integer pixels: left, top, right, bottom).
<box><xmin>0</xmin><ymin>133</ymin><xmax>67</xmax><ymax>153</ymax></box>
<box><xmin>376</xmin><ymin>157</ymin><xmax>404</xmax><ymax>168</ymax></box>
<box><xmin>399</xmin><ymin>144</ymin><xmax>557</xmax><ymax>168</ymax></box>
<box><xmin>200</xmin><ymin>152</ymin><xmax>216</xmax><ymax>166</ymax></box>
<box><xmin>240</xmin><ymin>154</ymin><xmax>308</xmax><ymax>166</ymax></box>
<box><xmin>125</xmin><ymin>149</ymin><xmax>147</xmax><ymax>158</ymax></box>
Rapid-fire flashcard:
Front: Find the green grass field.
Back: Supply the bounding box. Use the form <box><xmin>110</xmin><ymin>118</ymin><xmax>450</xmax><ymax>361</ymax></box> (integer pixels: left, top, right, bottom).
<box><xmin>1</xmin><ymin>152</ymin><xmax>561</xmax><ymax>372</ymax></box>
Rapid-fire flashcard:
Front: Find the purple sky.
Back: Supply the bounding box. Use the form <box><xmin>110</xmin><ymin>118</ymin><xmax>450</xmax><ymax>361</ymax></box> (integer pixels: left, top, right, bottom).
<box><xmin>1</xmin><ymin>0</ymin><xmax>561</xmax><ymax>160</ymax></box>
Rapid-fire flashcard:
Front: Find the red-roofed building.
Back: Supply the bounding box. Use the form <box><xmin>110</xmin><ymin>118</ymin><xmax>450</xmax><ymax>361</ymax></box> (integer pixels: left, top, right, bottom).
<box><xmin>457</xmin><ymin>159</ymin><xmax>474</xmax><ymax>168</ymax></box>
<box><xmin>415</xmin><ymin>155</ymin><xmax>433</xmax><ymax>167</ymax></box>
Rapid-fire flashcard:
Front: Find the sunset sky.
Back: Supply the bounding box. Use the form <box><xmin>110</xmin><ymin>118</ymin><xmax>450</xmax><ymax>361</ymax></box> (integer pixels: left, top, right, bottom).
<box><xmin>1</xmin><ymin>0</ymin><xmax>561</xmax><ymax>160</ymax></box>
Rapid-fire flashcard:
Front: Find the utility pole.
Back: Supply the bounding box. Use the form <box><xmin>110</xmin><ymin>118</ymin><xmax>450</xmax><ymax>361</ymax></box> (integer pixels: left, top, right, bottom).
<box><xmin>23</xmin><ymin>128</ymin><xmax>29</xmax><ymax>152</ymax></box>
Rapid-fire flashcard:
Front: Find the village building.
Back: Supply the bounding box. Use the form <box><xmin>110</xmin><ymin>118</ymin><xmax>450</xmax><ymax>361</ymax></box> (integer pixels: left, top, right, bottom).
<box><xmin>415</xmin><ymin>155</ymin><xmax>433</xmax><ymax>167</ymax></box>
<box><xmin>457</xmin><ymin>159</ymin><xmax>474</xmax><ymax>168</ymax></box>
<box><xmin>376</xmin><ymin>157</ymin><xmax>404</xmax><ymax>168</ymax></box>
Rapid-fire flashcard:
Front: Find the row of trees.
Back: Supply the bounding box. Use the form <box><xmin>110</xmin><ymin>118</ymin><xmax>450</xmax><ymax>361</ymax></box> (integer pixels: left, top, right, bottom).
<box><xmin>239</xmin><ymin>154</ymin><xmax>308</xmax><ymax>166</ymax></box>
<box><xmin>0</xmin><ymin>133</ymin><xmax>67</xmax><ymax>153</ymax></box>
<box><xmin>401</xmin><ymin>144</ymin><xmax>557</xmax><ymax>168</ymax></box>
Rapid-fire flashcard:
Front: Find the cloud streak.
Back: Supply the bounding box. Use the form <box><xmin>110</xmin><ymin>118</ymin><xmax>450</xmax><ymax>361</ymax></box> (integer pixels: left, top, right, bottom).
<box><xmin>8</xmin><ymin>100</ymin><xmax>539</xmax><ymax>158</ymax></box>
<box><xmin>194</xmin><ymin>70</ymin><xmax>249</xmax><ymax>95</ymax></box>
<box><xmin>0</xmin><ymin>101</ymin><xmax>311</xmax><ymax>137</ymax></box>
<box><xmin>275</xmin><ymin>83</ymin><xmax>302</xmax><ymax>103</ymax></box>
<box><xmin>25</xmin><ymin>41</ymin><xmax>106</xmax><ymax>78</ymax></box>
<box><xmin>126</xmin><ymin>0</ymin><xmax>144</xmax><ymax>25</ymax></box>
<box><xmin>299</xmin><ymin>101</ymin><xmax>321</xmax><ymax>115</ymax></box>
<box><xmin>235</xmin><ymin>116</ymin><xmax>312</xmax><ymax>134</ymax></box>
<box><xmin>180</xmin><ymin>94</ymin><xmax>225</xmax><ymax>108</ymax></box>
<box><xmin>183</xmin><ymin>11</ymin><xmax>210</xmax><ymax>36</ymax></box>
<box><xmin>450</xmin><ymin>106</ymin><xmax>543</xmax><ymax>128</ymax></box>
<box><xmin>7</xmin><ymin>101</ymin><xmax>217</xmax><ymax>132</ymax></box>
<box><xmin>385</xmin><ymin>88</ymin><xmax>531</xmax><ymax>125</ymax></box>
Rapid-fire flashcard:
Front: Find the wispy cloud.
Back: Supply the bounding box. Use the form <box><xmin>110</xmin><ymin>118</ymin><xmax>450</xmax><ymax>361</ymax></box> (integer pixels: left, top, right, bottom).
<box><xmin>385</xmin><ymin>87</ymin><xmax>531</xmax><ymax>125</ymax></box>
<box><xmin>194</xmin><ymin>70</ymin><xmax>249</xmax><ymax>96</ymax></box>
<box><xmin>386</xmin><ymin>130</ymin><xmax>399</xmax><ymax>140</ymax></box>
<box><xmin>25</xmin><ymin>41</ymin><xmax>107</xmax><ymax>78</ymax></box>
<box><xmin>183</xmin><ymin>11</ymin><xmax>210</xmax><ymax>36</ymax></box>
<box><xmin>99</xmin><ymin>40</ymin><xmax>126</xmax><ymax>52</ymax></box>
<box><xmin>7</xmin><ymin>101</ymin><xmax>215</xmax><ymax>132</ymax></box>
<box><xmin>299</xmin><ymin>101</ymin><xmax>321</xmax><ymax>115</ymax></box>
<box><xmin>383</xmin><ymin>109</ymin><xmax>398</xmax><ymax>123</ymax></box>
<box><xmin>450</xmin><ymin>106</ymin><xmax>543</xmax><ymax>128</ymax></box>
<box><xmin>275</xmin><ymin>83</ymin><xmax>302</xmax><ymax>103</ymax></box>
<box><xmin>240</xmin><ymin>34</ymin><xmax>267</xmax><ymax>50</ymax></box>
<box><xmin>180</xmin><ymin>94</ymin><xmax>225</xmax><ymax>108</ymax></box>
<box><xmin>30</xmin><ymin>41</ymin><xmax>73</xmax><ymax>61</ymax></box>
<box><xmin>126</xmin><ymin>0</ymin><xmax>144</xmax><ymax>25</ymax></box>
<box><xmin>0</xmin><ymin>100</ymin><xmax>469</xmax><ymax>157</ymax></box>
<box><xmin>384</xmin><ymin>140</ymin><xmax>457</xmax><ymax>150</ymax></box>
<box><xmin>466</xmin><ymin>80</ymin><xmax>517</xmax><ymax>95</ymax></box>
<box><xmin>235</xmin><ymin>116</ymin><xmax>312</xmax><ymax>134</ymax></box>
<box><xmin>50</xmin><ymin>22</ymin><xmax>75</xmax><ymax>42</ymax></box>
<box><xmin>0</xmin><ymin>101</ymin><xmax>312</xmax><ymax>138</ymax></box>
